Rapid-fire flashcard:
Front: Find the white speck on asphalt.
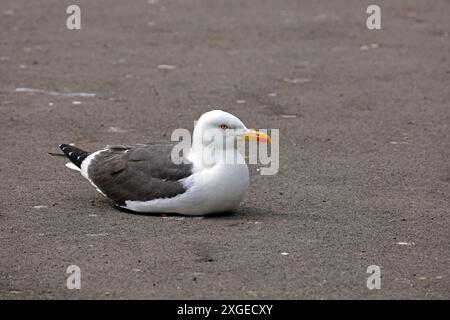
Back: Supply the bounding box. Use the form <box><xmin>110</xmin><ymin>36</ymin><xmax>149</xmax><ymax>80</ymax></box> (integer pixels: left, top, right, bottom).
<box><xmin>397</xmin><ymin>241</ymin><xmax>415</xmax><ymax>246</ymax></box>
<box><xmin>283</xmin><ymin>78</ymin><xmax>311</xmax><ymax>84</ymax></box>
<box><xmin>281</xmin><ymin>114</ymin><xmax>297</xmax><ymax>119</ymax></box>
<box><xmin>107</xmin><ymin>126</ymin><xmax>128</xmax><ymax>133</ymax></box>
<box><xmin>86</xmin><ymin>233</ymin><xmax>108</xmax><ymax>237</ymax></box>
<box><xmin>158</xmin><ymin>64</ymin><xmax>177</xmax><ymax>70</ymax></box>
<box><xmin>247</xmin><ymin>290</ymin><xmax>258</xmax><ymax>297</ymax></box>
<box><xmin>16</xmin><ymin>88</ymin><xmax>96</xmax><ymax>97</ymax></box>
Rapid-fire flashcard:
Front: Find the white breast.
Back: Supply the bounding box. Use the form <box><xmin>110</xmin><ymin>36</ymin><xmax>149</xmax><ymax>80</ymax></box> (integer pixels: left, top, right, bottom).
<box><xmin>123</xmin><ymin>151</ymin><xmax>250</xmax><ymax>215</ymax></box>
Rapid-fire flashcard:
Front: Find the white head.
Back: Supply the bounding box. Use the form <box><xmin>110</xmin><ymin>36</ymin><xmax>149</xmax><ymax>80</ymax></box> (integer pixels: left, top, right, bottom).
<box><xmin>191</xmin><ymin>110</ymin><xmax>270</xmax><ymax>163</ymax></box>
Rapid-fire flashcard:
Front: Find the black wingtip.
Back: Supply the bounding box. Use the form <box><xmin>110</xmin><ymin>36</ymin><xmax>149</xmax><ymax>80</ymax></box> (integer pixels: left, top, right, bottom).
<box><xmin>59</xmin><ymin>144</ymin><xmax>90</xmax><ymax>168</ymax></box>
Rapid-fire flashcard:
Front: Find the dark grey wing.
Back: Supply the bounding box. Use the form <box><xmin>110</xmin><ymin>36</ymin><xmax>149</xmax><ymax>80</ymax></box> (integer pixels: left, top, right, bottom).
<box><xmin>88</xmin><ymin>143</ymin><xmax>193</xmax><ymax>206</ymax></box>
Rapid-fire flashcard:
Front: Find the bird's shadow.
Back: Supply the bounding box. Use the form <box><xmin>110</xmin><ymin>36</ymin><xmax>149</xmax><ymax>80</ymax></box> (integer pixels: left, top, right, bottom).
<box><xmin>111</xmin><ymin>201</ymin><xmax>271</xmax><ymax>220</ymax></box>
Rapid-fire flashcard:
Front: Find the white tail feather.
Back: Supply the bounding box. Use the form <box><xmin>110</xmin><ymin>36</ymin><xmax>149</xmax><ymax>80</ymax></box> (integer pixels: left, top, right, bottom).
<box><xmin>65</xmin><ymin>162</ymin><xmax>81</xmax><ymax>171</ymax></box>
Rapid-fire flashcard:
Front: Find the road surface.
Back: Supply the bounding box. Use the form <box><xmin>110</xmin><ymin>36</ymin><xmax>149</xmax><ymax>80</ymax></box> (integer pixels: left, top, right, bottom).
<box><xmin>0</xmin><ymin>0</ymin><xmax>449</xmax><ymax>299</ymax></box>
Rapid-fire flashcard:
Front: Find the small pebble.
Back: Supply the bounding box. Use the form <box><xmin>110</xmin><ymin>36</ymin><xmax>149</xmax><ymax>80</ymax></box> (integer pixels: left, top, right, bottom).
<box><xmin>86</xmin><ymin>233</ymin><xmax>108</xmax><ymax>237</ymax></box>
<box><xmin>107</xmin><ymin>126</ymin><xmax>127</xmax><ymax>133</ymax></box>
<box><xmin>33</xmin><ymin>205</ymin><xmax>48</xmax><ymax>209</ymax></box>
<box><xmin>158</xmin><ymin>64</ymin><xmax>177</xmax><ymax>70</ymax></box>
<box><xmin>283</xmin><ymin>78</ymin><xmax>311</xmax><ymax>84</ymax></box>
<box><xmin>397</xmin><ymin>241</ymin><xmax>414</xmax><ymax>246</ymax></box>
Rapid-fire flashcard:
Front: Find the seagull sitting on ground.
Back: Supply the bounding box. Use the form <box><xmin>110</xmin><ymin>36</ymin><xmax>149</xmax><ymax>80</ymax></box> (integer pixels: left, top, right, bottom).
<box><xmin>59</xmin><ymin>110</ymin><xmax>270</xmax><ymax>215</ymax></box>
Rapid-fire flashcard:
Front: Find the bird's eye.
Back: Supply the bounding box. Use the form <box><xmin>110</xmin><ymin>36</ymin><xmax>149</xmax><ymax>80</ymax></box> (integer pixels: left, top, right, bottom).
<box><xmin>219</xmin><ymin>124</ymin><xmax>229</xmax><ymax>130</ymax></box>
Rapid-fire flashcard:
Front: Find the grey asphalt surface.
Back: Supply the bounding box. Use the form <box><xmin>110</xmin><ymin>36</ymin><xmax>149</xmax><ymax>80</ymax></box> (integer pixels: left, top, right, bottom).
<box><xmin>0</xmin><ymin>0</ymin><xmax>449</xmax><ymax>299</ymax></box>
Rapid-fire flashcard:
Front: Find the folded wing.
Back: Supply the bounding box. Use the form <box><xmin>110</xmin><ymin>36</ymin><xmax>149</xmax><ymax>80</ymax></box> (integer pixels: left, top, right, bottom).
<box><xmin>88</xmin><ymin>143</ymin><xmax>193</xmax><ymax>206</ymax></box>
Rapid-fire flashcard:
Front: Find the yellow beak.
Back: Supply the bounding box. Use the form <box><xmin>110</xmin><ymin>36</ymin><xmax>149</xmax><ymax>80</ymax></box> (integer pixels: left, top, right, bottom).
<box><xmin>242</xmin><ymin>129</ymin><xmax>271</xmax><ymax>143</ymax></box>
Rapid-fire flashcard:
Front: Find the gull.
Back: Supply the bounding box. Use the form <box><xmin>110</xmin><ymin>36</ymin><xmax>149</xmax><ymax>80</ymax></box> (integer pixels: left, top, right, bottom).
<box><xmin>59</xmin><ymin>110</ymin><xmax>270</xmax><ymax>215</ymax></box>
